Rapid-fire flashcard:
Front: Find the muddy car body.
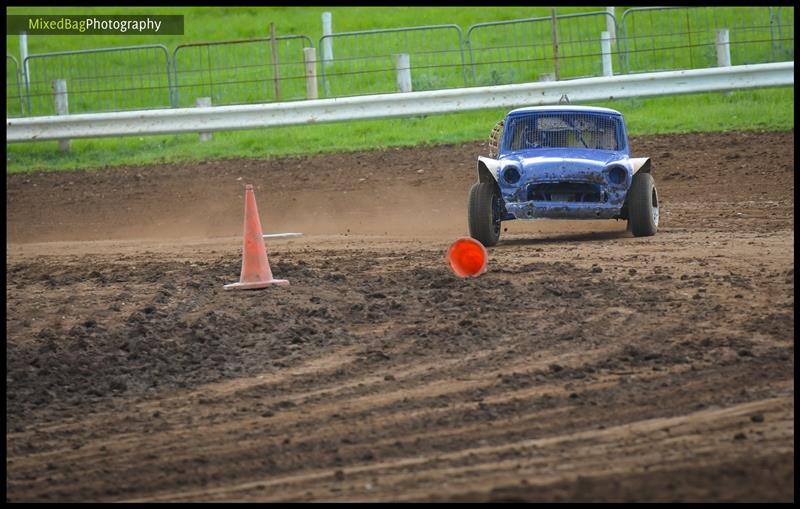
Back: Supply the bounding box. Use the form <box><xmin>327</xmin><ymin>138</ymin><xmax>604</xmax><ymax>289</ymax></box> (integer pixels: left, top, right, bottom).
<box><xmin>468</xmin><ymin>105</ymin><xmax>659</xmax><ymax>246</ymax></box>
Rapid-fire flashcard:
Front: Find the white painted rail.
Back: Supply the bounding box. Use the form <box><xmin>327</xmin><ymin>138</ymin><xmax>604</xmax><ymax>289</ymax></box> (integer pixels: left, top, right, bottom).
<box><xmin>6</xmin><ymin>62</ymin><xmax>793</xmax><ymax>143</ymax></box>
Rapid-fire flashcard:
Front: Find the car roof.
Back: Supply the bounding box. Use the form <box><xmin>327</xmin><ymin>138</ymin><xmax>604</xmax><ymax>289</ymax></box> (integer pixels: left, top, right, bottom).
<box><xmin>507</xmin><ymin>105</ymin><xmax>623</xmax><ymax>116</ymax></box>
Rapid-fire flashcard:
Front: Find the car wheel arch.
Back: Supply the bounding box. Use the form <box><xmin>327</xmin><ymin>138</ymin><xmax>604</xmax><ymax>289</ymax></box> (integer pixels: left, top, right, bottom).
<box><xmin>630</xmin><ymin>157</ymin><xmax>652</xmax><ymax>175</ymax></box>
<box><xmin>621</xmin><ymin>157</ymin><xmax>653</xmax><ymax>217</ymax></box>
<box><xmin>477</xmin><ymin>159</ymin><xmax>503</xmax><ymax>195</ymax></box>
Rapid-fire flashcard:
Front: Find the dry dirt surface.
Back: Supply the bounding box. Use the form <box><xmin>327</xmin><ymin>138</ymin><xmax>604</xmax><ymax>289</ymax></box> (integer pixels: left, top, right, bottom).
<box><xmin>6</xmin><ymin>131</ymin><xmax>794</xmax><ymax>502</ymax></box>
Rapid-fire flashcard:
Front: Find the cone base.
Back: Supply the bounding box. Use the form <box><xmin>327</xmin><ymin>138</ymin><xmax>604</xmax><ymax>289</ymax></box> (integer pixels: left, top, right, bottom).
<box><xmin>224</xmin><ymin>279</ymin><xmax>290</xmax><ymax>290</ymax></box>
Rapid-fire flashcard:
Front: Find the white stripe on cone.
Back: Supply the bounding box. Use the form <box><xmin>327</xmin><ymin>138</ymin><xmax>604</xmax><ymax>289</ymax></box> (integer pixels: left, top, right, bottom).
<box><xmin>262</xmin><ymin>232</ymin><xmax>304</xmax><ymax>240</ymax></box>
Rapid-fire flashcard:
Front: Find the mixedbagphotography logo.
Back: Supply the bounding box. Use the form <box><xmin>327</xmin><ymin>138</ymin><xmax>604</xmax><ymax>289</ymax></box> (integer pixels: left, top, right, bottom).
<box><xmin>7</xmin><ymin>14</ymin><xmax>184</xmax><ymax>35</ymax></box>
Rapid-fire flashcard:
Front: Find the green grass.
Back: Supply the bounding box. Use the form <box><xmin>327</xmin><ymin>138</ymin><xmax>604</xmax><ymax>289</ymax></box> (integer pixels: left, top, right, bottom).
<box><xmin>6</xmin><ymin>87</ymin><xmax>793</xmax><ymax>174</ymax></box>
<box><xmin>5</xmin><ymin>7</ymin><xmax>795</xmax><ymax>173</ymax></box>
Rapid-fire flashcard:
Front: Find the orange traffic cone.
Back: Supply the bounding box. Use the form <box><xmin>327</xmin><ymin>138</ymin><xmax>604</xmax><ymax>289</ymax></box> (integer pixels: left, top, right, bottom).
<box><xmin>447</xmin><ymin>237</ymin><xmax>488</xmax><ymax>278</ymax></box>
<box><xmin>224</xmin><ymin>184</ymin><xmax>289</xmax><ymax>290</ymax></box>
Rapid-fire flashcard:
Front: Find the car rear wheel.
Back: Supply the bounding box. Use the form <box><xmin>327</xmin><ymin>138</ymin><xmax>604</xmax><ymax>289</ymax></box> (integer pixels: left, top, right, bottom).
<box><xmin>627</xmin><ymin>172</ymin><xmax>659</xmax><ymax>237</ymax></box>
<box><xmin>468</xmin><ymin>181</ymin><xmax>502</xmax><ymax>247</ymax></box>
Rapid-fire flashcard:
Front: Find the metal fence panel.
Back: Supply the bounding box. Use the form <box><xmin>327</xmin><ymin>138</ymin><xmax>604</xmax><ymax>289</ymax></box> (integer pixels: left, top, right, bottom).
<box><xmin>773</xmin><ymin>7</ymin><xmax>796</xmax><ymax>61</ymax></box>
<box><xmin>8</xmin><ymin>9</ymin><xmax>794</xmax><ymax>118</ymax></box>
<box><xmin>23</xmin><ymin>45</ymin><xmax>172</xmax><ymax>117</ymax></box>
<box><xmin>318</xmin><ymin>25</ymin><xmax>466</xmax><ymax>98</ymax></box>
<box><xmin>172</xmin><ymin>35</ymin><xmax>314</xmax><ymax>107</ymax></box>
<box><xmin>620</xmin><ymin>6</ymin><xmax>794</xmax><ymax>73</ymax></box>
<box><xmin>466</xmin><ymin>12</ymin><xmax>619</xmax><ymax>86</ymax></box>
<box><xmin>7</xmin><ymin>55</ymin><xmax>24</xmax><ymax>118</ymax></box>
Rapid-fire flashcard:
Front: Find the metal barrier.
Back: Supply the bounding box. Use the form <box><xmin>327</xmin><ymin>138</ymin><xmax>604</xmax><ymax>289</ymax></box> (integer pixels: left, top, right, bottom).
<box><xmin>619</xmin><ymin>6</ymin><xmax>795</xmax><ymax>74</ymax></box>
<box><xmin>22</xmin><ymin>45</ymin><xmax>173</xmax><ymax>116</ymax></box>
<box><xmin>8</xmin><ymin>62</ymin><xmax>794</xmax><ymax>143</ymax></box>
<box><xmin>6</xmin><ymin>55</ymin><xmax>24</xmax><ymax>118</ymax></box>
<box><xmin>466</xmin><ymin>11</ymin><xmax>620</xmax><ymax>86</ymax></box>
<box><xmin>172</xmin><ymin>35</ymin><xmax>314</xmax><ymax>107</ymax></box>
<box><xmin>318</xmin><ymin>25</ymin><xmax>467</xmax><ymax>98</ymax></box>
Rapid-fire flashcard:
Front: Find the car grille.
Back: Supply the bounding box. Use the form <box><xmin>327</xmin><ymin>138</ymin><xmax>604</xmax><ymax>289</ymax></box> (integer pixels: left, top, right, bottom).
<box><xmin>527</xmin><ymin>182</ymin><xmax>605</xmax><ymax>203</ymax></box>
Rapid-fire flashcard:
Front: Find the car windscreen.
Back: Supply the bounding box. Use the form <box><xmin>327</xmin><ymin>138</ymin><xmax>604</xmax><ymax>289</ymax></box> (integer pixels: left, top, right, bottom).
<box><xmin>503</xmin><ymin>113</ymin><xmax>621</xmax><ymax>152</ymax></box>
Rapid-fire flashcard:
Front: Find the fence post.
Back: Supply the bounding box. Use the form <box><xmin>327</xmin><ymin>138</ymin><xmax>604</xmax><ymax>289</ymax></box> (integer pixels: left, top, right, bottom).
<box><xmin>601</xmin><ymin>31</ymin><xmax>613</xmax><ymax>77</ymax></box>
<box><xmin>303</xmin><ymin>47</ymin><xmax>318</xmax><ymax>100</ymax></box>
<box><xmin>269</xmin><ymin>23</ymin><xmax>282</xmax><ymax>101</ymax></box>
<box><xmin>196</xmin><ymin>97</ymin><xmax>213</xmax><ymax>141</ymax></box>
<box><xmin>606</xmin><ymin>7</ymin><xmax>616</xmax><ymax>43</ymax></box>
<box><xmin>550</xmin><ymin>9</ymin><xmax>560</xmax><ymax>81</ymax></box>
<box><xmin>20</xmin><ymin>31</ymin><xmax>30</xmax><ymax>91</ymax></box>
<box><xmin>322</xmin><ymin>12</ymin><xmax>333</xmax><ymax>67</ymax></box>
<box><xmin>53</xmin><ymin>79</ymin><xmax>70</xmax><ymax>152</ymax></box>
<box><xmin>715</xmin><ymin>28</ymin><xmax>731</xmax><ymax>67</ymax></box>
<box><xmin>20</xmin><ymin>31</ymin><xmax>31</xmax><ymax>114</ymax></box>
<box><xmin>395</xmin><ymin>53</ymin><xmax>412</xmax><ymax>93</ymax></box>
<box><xmin>716</xmin><ymin>28</ymin><xmax>732</xmax><ymax>96</ymax></box>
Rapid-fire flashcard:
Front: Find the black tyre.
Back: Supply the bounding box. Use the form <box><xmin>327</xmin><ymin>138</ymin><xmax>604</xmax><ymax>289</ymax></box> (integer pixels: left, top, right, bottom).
<box><xmin>627</xmin><ymin>172</ymin><xmax>659</xmax><ymax>237</ymax></box>
<box><xmin>468</xmin><ymin>181</ymin><xmax>502</xmax><ymax>247</ymax></box>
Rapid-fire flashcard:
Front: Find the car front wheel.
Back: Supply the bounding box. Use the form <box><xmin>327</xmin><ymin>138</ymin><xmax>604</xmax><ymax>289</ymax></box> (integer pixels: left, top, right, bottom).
<box><xmin>627</xmin><ymin>172</ymin><xmax>659</xmax><ymax>237</ymax></box>
<box><xmin>468</xmin><ymin>181</ymin><xmax>502</xmax><ymax>247</ymax></box>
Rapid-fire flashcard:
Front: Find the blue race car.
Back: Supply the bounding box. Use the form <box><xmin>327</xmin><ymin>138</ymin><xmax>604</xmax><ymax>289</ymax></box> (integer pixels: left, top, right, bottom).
<box><xmin>469</xmin><ymin>105</ymin><xmax>659</xmax><ymax>246</ymax></box>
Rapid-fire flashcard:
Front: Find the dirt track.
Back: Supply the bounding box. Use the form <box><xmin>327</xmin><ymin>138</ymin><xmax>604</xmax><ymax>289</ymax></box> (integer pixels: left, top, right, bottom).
<box><xmin>5</xmin><ymin>131</ymin><xmax>795</xmax><ymax>502</ymax></box>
